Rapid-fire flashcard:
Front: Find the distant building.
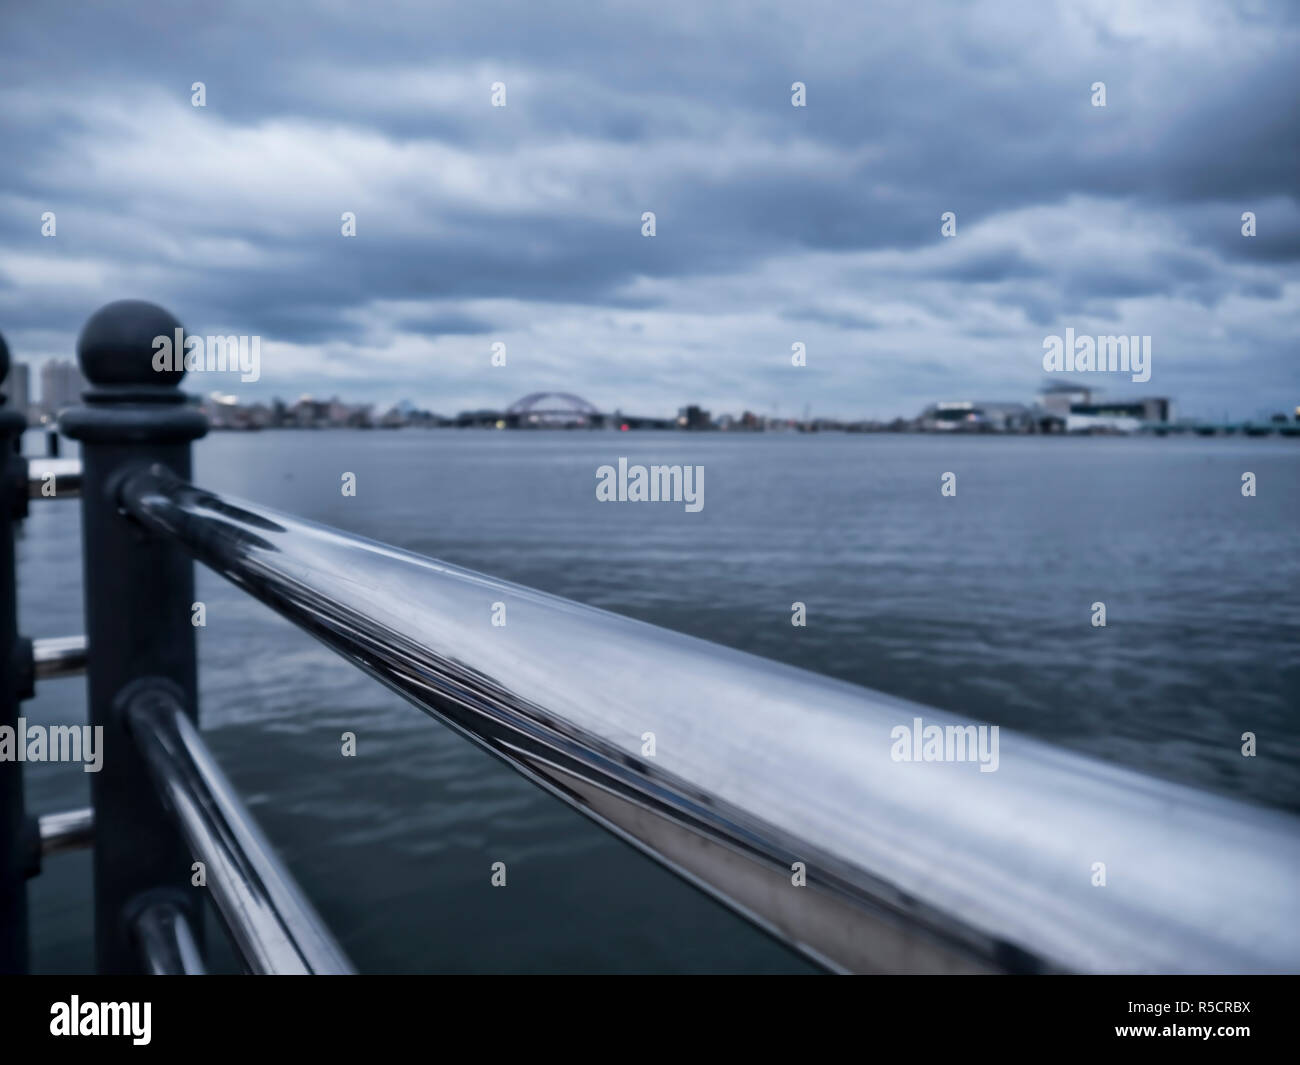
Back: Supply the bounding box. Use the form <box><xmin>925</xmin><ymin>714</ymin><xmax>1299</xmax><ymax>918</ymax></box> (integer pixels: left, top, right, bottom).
<box><xmin>677</xmin><ymin>405</ymin><xmax>712</xmax><ymax>430</ymax></box>
<box><xmin>976</xmin><ymin>402</ymin><xmax>1036</xmax><ymax>432</ymax></box>
<box><xmin>287</xmin><ymin>396</ymin><xmax>331</xmax><ymax>428</ymax></box>
<box><xmin>200</xmin><ymin>393</ymin><xmax>270</xmax><ymax>430</ymax></box>
<box><xmin>1065</xmin><ymin>397</ymin><xmax>1173</xmax><ymax>433</ymax></box>
<box><xmin>1037</xmin><ymin>384</ymin><xmax>1093</xmax><ymax>416</ymax></box>
<box><xmin>1034</xmin><ymin>384</ymin><xmax>1172</xmax><ymax>433</ymax></box>
<box><xmin>918</xmin><ymin>401</ymin><xmax>1037</xmax><ymax>432</ymax></box>
<box><xmin>919</xmin><ymin>401</ymin><xmax>976</xmax><ymax>430</ymax></box>
<box><xmin>456</xmin><ymin>409</ymin><xmax>506</xmax><ymax>428</ymax></box>
<box><xmin>326</xmin><ymin>398</ymin><xmax>372</xmax><ymax>428</ymax></box>
<box><xmin>40</xmin><ymin>359</ymin><xmax>87</xmax><ymax>418</ymax></box>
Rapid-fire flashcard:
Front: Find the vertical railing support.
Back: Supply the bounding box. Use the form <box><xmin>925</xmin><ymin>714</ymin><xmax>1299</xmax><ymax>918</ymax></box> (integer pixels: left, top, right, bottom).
<box><xmin>61</xmin><ymin>301</ymin><xmax>209</xmax><ymax>973</ymax></box>
<box><xmin>0</xmin><ymin>332</ymin><xmax>33</xmax><ymax>973</ymax></box>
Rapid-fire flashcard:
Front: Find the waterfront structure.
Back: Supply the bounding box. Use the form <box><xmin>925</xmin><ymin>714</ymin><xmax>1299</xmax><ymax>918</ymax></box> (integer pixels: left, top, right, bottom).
<box><xmin>1066</xmin><ymin>397</ymin><xmax>1173</xmax><ymax>433</ymax></box>
<box><xmin>376</xmin><ymin>400</ymin><xmax>445</xmax><ymax>428</ymax></box>
<box><xmin>1037</xmin><ymin>383</ymin><xmax>1093</xmax><ymax>416</ymax></box>
<box><xmin>455</xmin><ymin>408</ymin><xmax>506</xmax><ymax>428</ymax></box>
<box><xmin>200</xmin><ymin>393</ymin><xmax>275</xmax><ymax>430</ymax></box>
<box><xmin>919</xmin><ymin>401</ymin><xmax>1040</xmax><ymax>433</ymax></box>
<box><xmin>615</xmin><ymin>412</ymin><xmax>675</xmax><ymax>430</ymax></box>
<box><xmin>506</xmin><ymin>392</ymin><xmax>604</xmax><ymax>428</ymax></box>
<box><xmin>677</xmin><ymin>404</ymin><xmax>713</xmax><ymax>430</ymax></box>
<box><xmin>917</xmin><ymin>390</ymin><xmax>1172</xmax><ymax>434</ymax></box>
<box><xmin>1035</xmin><ymin>384</ymin><xmax>1173</xmax><ymax>432</ymax></box>
<box><xmin>14</xmin><ymin>351</ymin><xmax>1229</xmax><ymax>439</ymax></box>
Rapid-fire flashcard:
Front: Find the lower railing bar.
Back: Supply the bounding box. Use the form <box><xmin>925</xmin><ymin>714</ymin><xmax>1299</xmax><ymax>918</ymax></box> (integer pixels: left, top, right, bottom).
<box><xmin>26</xmin><ymin>458</ymin><xmax>82</xmax><ymax>499</ymax></box>
<box><xmin>122</xmin><ymin>683</ymin><xmax>354</xmax><ymax>975</ymax></box>
<box><xmin>39</xmin><ymin>807</ymin><xmax>94</xmax><ymax>858</ymax></box>
<box><xmin>133</xmin><ymin>900</ymin><xmax>207</xmax><ymax>975</ymax></box>
<box><xmin>33</xmin><ymin>635</ymin><xmax>88</xmax><ymax>680</ymax></box>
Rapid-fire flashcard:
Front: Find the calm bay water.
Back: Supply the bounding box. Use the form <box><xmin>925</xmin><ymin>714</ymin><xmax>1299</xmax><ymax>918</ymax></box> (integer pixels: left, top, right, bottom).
<box><xmin>19</xmin><ymin>430</ymin><xmax>1300</xmax><ymax>973</ymax></box>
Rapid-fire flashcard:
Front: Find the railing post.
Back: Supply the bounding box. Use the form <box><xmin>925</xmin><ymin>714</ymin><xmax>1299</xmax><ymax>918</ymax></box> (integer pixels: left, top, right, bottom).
<box><xmin>0</xmin><ymin>332</ymin><xmax>33</xmax><ymax>973</ymax></box>
<box><xmin>60</xmin><ymin>301</ymin><xmax>208</xmax><ymax>973</ymax></box>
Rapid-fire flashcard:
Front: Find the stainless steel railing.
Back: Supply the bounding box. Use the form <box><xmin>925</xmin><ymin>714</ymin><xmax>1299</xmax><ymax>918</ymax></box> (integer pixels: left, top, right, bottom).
<box><xmin>133</xmin><ymin>899</ymin><xmax>207</xmax><ymax>975</ymax></box>
<box><xmin>17</xmin><ymin>442</ymin><xmax>352</xmax><ymax>975</ymax></box>
<box><xmin>32</xmin><ymin>635</ymin><xmax>89</xmax><ymax>681</ymax></box>
<box><xmin>122</xmin><ymin>682</ymin><xmax>353</xmax><ymax>975</ymax></box>
<box><xmin>116</xmin><ymin>463</ymin><xmax>1300</xmax><ymax>974</ymax></box>
<box><xmin>38</xmin><ymin>807</ymin><xmax>94</xmax><ymax>858</ymax></box>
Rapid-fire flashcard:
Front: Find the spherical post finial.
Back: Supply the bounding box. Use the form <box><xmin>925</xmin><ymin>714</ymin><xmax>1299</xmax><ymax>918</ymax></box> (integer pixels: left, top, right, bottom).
<box><xmin>62</xmin><ymin>300</ymin><xmax>208</xmax><ymax>441</ymax></box>
<box><xmin>77</xmin><ymin>300</ymin><xmax>186</xmax><ymax>389</ymax></box>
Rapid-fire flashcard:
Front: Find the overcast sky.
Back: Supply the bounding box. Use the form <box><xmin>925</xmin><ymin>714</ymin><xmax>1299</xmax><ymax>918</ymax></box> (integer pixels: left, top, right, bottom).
<box><xmin>1</xmin><ymin>0</ymin><xmax>1296</xmax><ymax>419</ymax></box>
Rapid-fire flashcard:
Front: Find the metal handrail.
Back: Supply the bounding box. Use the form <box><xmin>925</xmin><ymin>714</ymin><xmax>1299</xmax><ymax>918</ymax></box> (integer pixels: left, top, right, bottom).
<box><xmin>39</xmin><ymin>807</ymin><xmax>94</xmax><ymax>858</ymax></box>
<box><xmin>119</xmin><ymin>464</ymin><xmax>1300</xmax><ymax>974</ymax></box>
<box><xmin>32</xmin><ymin>635</ymin><xmax>88</xmax><ymax>680</ymax></box>
<box><xmin>133</xmin><ymin>900</ymin><xmax>206</xmax><ymax>975</ymax></box>
<box><xmin>123</xmin><ymin>682</ymin><xmax>353</xmax><ymax>975</ymax></box>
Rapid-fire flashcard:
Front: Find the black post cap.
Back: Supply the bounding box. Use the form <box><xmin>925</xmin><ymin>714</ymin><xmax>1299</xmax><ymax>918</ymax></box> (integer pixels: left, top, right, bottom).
<box><xmin>77</xmin><ymin>300</ymin><xmax>186</xmax><ymax>389</ymax></box>
<box><xmin>0</xmin><ymin>330</ymin><xmax>9</xmax><ymax>385</ymax></box>
<box><xmin>61</xmin><ymin>301</ymin><xmax>208</xmax><ymax>441</ymax></box>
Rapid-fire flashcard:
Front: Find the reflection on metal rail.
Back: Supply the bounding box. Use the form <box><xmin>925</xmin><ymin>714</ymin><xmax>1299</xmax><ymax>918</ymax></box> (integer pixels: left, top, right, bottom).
<box><xmin>33</xmin><ymin>635</ymin><xmax>88</xmax><ymax>680</ymax></box>
<box><xmin>133</xmin><ymin>899</ymin><xmax>206</xmax><ymax>975</ymax></box>
<box><xmin>39</xmin><ymin>807</ymin><xmax>94</xmax><ymax>858</ymax></box>
<box><xmin>123</xmin><ymin>683</ymin><xmax>354</xmax><ymax>975</ymax></box>
<box><xmin>120</xmin><ymin>464</ymin><xmax>1300</xmax><ymax>975</ymax></box>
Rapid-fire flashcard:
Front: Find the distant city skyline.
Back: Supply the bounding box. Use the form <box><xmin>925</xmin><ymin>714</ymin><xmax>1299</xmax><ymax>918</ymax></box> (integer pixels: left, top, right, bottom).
<box><xmin>158</xmin><ymin>380</ymin><xmax>1300</xmax><ymax>435</ymax></box>
<box><xmin>4</xmin><ymin>353</ymin><xmax>1297</xmax><ymax>431</ymax></box>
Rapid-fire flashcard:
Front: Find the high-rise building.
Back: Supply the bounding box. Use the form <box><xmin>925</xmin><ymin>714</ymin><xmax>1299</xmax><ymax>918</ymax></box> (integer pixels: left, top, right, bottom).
<box><xmin>40</xmin><ymin>359</ymin><xmax>87</xmax><ymax>417</ymax></box>
<box><xmin>677</xmin><ymin>404</ymin><xmax>712</xmax><ymax>430</ymax></box>
<box><xmin>1</xmin><ymin>361</ymin><xmax>30</xmax><ymax>422</ymax></box>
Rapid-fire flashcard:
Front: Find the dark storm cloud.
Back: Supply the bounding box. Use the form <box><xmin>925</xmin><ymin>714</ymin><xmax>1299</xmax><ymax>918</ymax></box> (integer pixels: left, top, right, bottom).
<box><xmin>0</xmin><ymin>0</ymin><xmax>1296</xmax><ymax>418</ymax></box>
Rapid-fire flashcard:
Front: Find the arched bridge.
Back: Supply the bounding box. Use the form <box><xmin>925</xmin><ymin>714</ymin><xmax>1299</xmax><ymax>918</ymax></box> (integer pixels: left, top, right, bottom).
<box><xmin>506</xmin><ymin>392</ymin><xmax>604</xmax><ymax>427</ymax></box>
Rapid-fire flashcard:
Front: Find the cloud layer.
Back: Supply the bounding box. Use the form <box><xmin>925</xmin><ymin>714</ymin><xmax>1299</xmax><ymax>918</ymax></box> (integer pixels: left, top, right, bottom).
<box><xmin>1</xmin><ymin>0</ymin><xmax>1296</xmax><ymax>418</ymax></box>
